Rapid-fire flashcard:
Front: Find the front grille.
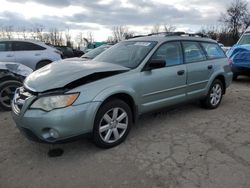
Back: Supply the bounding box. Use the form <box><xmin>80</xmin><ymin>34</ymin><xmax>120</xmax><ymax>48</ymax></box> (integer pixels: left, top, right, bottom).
<box><xmin>13</xmin><ymin>87</ymin><xmax>33</xmax><ymax>113</ymax></box>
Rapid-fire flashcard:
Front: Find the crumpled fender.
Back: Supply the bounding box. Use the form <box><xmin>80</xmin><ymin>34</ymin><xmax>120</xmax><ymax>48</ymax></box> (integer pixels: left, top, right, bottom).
<box><xmin>0</xmin><ymin>62</ymin><xmax>33</xmax><ymax>78</ymax></box>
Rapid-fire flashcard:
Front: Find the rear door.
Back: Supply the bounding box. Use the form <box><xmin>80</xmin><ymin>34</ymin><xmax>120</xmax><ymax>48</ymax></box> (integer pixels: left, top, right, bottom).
<box><xmin>140</xmin><ymin>41</ymin><xmax>187</xmax><ymax>113</ymax></box>
<box><xmin>13</xmin><ymin>41</ymin><xmax>46</xmax><ymax>70</ymax></box>
<box><xmin>182</xmin><ymin>41</ymin><xmax>213</xmax><ymax>99</ymax></box>
<box><xmin>0</xmin><ymin>41</ymin><xmax>15</xmax><ymax>62</ymax></box>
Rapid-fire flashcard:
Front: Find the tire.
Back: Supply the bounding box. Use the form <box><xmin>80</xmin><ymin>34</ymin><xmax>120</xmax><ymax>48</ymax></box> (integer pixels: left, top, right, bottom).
<box><xmin>233</xmin><ymin>74</ymin><xmax>238</xmax><ymax>81</ymax></box>
<box><xmin>0</xmin><ymin>80</ymin><xmax>22</xmax><ymax>111</ymax></box>
<box><xmin>36</xmin><ymin>60</ymin><xmax>52</xmax><ymax>70</ymax></box>
<box><xmin>93</xmin><ymin>99</ymin><xmax>132</xmax><ymax>148</ymax></box>
<box><xmin>200</xmin><ymin>79</ymin><xmax>224</xmax><ymax>109</ymax></box>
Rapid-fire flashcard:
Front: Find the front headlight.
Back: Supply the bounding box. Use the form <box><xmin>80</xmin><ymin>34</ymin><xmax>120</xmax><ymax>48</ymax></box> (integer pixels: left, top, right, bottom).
<box><xmin>30</xmin><ymin>93</ymin><xmax>79</xmax><ymax>111</ymax></box>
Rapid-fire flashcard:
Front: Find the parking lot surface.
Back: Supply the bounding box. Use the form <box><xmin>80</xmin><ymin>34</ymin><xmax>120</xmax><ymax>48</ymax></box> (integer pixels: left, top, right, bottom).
<box><xmin>0</xmin><ymin>78</ymin><xmax>250</xmax><ymax>188</ymax></box>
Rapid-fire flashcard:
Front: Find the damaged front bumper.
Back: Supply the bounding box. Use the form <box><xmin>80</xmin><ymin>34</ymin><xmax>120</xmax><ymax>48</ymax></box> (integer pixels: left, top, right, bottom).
<box><xmin>11</xmin><ymin>88</ymin><xmax>101</xmax><ymax>143</ymax></box>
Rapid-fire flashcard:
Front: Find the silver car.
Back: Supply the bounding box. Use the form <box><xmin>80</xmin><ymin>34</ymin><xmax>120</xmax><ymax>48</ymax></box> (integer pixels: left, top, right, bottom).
<box><xmin>0</xmin><ymin>39</ymin><xmax>62</xmax><ymax>70</ymax></box>
<box><xmin>12</xmin><ymin>34</ymin><xmax>233</xmax><ymax>148</ymax></box>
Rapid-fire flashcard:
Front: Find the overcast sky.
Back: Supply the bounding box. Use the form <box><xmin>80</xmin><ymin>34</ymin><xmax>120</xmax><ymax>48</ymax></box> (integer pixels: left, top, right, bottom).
<box><xmin>0</xmin><ymin>0</ymin><xmax>244</xmax><ymax>41</ymax></box>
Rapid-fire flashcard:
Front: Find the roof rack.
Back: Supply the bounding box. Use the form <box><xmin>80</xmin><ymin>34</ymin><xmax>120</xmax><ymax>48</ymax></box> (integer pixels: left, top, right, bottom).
<box><xmin>148</xmin><ymin>32</ymin><xmax>208</xmax><ymax>38</ymax></box>
<box><xmin>127</xmin><ymin>32</ymin><xmax>209</xmax><ymax>39</ymax></box>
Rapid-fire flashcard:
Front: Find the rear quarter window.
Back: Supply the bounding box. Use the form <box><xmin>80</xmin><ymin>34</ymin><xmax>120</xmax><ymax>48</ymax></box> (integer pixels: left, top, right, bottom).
<box><xmin>201</xmin><ymin>42</ymin><xmax>225</xmax><ymax>59</ymax></box>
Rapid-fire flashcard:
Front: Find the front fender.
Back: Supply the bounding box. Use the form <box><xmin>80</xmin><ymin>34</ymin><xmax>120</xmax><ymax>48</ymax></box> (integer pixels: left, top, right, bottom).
<box><xmin>93</xmin><ymin>85</ymin><xmax>138</xmax><ymax>103</ymax></box>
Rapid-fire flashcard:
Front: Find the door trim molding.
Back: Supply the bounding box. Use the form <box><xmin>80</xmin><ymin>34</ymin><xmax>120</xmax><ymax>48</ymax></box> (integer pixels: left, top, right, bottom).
<box><xmin>142</xmin><ymin>85</ymin><xmax>187</xmax><ymax>98</ymax></box>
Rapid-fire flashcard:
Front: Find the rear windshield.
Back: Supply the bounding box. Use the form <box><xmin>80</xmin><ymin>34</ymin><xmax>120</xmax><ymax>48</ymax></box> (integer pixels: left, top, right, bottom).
<box><xmin>94</xmin><ymin>41</ymin><xmax>157</xmax><ymax>68</ymax></box>
<box><xmin>238</xmin><ymin>33</ymin><xmax>250</xmax><ymax>45</ymax></box>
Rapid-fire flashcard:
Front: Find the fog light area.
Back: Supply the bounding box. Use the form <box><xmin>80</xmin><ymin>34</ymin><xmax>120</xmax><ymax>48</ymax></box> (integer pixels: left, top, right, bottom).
<box><xmin>42</xmin><ymin>128</ymin><xmax>59</xmax><ymax>141</ymax></box>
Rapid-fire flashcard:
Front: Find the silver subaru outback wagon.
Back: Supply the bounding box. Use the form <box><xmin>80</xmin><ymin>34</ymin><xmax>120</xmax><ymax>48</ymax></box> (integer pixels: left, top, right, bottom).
<box><xmin>12</xmin><ymin>34</ymin><xmax>233</xmax><ymax>148</ymax></box>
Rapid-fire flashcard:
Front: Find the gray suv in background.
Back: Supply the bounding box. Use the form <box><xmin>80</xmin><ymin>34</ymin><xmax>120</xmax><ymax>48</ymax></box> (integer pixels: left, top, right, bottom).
<box><xmin>0</xmin><ymin>39</ymin><xmax>62</xmax><ymax>70</ymax></box>
<box><xmin>12</xmin><ymin>33</ymin><xmax>233</xmax><ymax>148</ymax></box>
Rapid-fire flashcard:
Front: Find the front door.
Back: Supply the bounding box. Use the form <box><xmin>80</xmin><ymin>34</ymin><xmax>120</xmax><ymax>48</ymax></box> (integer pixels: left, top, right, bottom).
<box><xmin>139</xmin><ymin>41</ymin><xmax>187</xmax><ymax>113</ymax></box>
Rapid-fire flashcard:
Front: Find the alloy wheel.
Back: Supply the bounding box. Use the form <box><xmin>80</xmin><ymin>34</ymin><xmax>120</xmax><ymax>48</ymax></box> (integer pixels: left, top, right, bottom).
<box><xmin>210</xmin><ymin>83</ymin><xmax>222</xmax><ymax>106</ymax></box>
<box><xmin>99</xmin><ymin>107</ymin><xmax>128</xmax><ymax>144</ymax></box>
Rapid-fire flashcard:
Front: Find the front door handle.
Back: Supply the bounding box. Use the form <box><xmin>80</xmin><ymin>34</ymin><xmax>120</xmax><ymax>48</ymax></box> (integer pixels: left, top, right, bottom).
<box><xmin>177</xmin><ymin>70</ymin><xmax>185</xmax><ymax>76</ymax></box>
<box><xmin>6</xmin><ymin>54</ymin><xmax>14</xmax><ymax>58</ymax></box>
<box><xmin>208</xmin><ymin>65</ymin><xmax>213</xmax><ymax>70</ymax></box>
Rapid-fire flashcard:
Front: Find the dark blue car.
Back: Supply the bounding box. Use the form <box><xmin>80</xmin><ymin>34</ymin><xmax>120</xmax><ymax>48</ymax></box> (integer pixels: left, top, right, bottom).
<box><xmin>227</xmin><ymin>27</ymin><xmax>250</xmax><ymax>80</ymax></box>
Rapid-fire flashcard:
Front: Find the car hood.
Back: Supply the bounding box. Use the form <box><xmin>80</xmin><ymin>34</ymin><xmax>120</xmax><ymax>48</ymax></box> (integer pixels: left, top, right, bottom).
<box><xmin>24</xmin><ymin>60</ymin><xmax>130</xmax><ymax>92</ymax></box>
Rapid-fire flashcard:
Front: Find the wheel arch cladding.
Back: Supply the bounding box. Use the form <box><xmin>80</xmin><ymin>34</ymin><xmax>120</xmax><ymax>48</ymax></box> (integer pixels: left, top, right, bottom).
<box><xmin>214</xmin><ymin>75</ymin><xmax>226</xmax><ymax>94</ymax></box>
<box><xmin>100</xmin><ymin>93</ymin><xmax>137</xmax><ymax>123</ymax></box>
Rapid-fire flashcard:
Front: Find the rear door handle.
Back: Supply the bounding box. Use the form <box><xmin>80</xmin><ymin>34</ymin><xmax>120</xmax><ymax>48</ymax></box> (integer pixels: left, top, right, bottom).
<box><xmin>208</xmin><ymin>65</ymin><xmax>213</xmax><ymax>70</ymax></box>
<box><xmin>35</xmin><ymin>53</ymin><xmax>41</xmax><ymax>56</ymax></box>
<box><xmin>177</xmin><ymin>70</ymin><xmax>185</xmax><ymax>76</ymax></box>
<box><xmin>6</xmin><ymin>54</ymin><xmax>14</xmax><ymax>57</ymax></box>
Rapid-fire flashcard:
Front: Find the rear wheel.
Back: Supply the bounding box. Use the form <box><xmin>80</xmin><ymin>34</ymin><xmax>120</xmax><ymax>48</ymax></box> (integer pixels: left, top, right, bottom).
<box><xmin>201</xmin><ymin>79</ymin><xmax>223</xmax><ymax>109</ymax></box>
<box><xmin>0</xmin><ymin>80</ymin><xmax>22</xmax><ymax>111</ymax></box>
<box><xmin>36</xmin><ymin>60</ymin><xmax>52</xmax><ymax>70</ymax></box>
<box><xmin>93</xmin><ymin>99</ymin><xmax>132</xmax><ymax>148</ymax></box>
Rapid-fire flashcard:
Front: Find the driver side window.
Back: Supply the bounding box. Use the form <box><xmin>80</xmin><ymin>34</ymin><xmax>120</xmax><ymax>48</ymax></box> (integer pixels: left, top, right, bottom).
<box><xmin>151</xmin><ymin>42</ymin><xmax>183</xmax><ymax>67</ymax></box>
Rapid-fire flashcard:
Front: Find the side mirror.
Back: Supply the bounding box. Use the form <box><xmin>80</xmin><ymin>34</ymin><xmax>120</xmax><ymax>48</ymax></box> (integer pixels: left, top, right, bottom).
<box><xmin>146</xmin><ymin>59</ymin><xmax>166</xmax><ymax>71</ymax></box>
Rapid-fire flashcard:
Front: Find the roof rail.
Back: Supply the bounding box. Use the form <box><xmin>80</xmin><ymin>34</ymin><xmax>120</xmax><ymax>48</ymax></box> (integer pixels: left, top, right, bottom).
<box><xmin>125</xmin><ymin>32</ymin><xmax>210</xmax><ymax>40</ymax></box>
<box><xmin>147</xmin><ymin>32</ymin><xmax>208</xmax><ymax>38</ymax></box>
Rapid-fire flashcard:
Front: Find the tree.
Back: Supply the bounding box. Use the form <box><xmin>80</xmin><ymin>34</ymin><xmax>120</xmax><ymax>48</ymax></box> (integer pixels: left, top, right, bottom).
<box><xmin>151</xmin><ymin>24</ymin><xmax>160</xmax><ymax>33</ymax></box>
<box><xmin>33</xmin><ymin>24</ymin><xmax>44</xmax><ymax>41</ymax></box>
<box><xmin>163</xmin><ymin>24</ymin><xmax>176</xmax><ymax>32</ymax></box>
<box><xmin>111</xmin><ymin>26</ymin><xmax>132</xmax><ymax>42</ymax></box>
<box><xmin>75</xmin><ymin>32</ymin><xmax>86</xmax><ymax>49</ymax></box>
<box><xmin>220</xmin><ymin>0</ymin><xmax>249</xmax><ymax>43</ymax></box>
<box><xmin>3</xmin><ymin>26</ymin><xmax>13</xmax><ymax>39</ymax></box>
<box><xmin>243</xmin><ymin>13</ymin><xmax>250</xmax><ymax>29</ymax></box>
<box><xmin>87</xmin><ymin>31</ymin><xmax>94</xmax><ymax>43</ymax></box>
<box><xmin>65</xmin><ymin>28</ymin><xmax>72</xmax><ymax>47</ymax></box>
<box><xmin>18</xmin><ymin>26</ymin><xmax>28</xmax><ymax>39</ymax></box>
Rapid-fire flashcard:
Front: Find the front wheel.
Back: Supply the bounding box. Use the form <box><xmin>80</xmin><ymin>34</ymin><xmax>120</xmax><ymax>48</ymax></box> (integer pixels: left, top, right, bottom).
<box><xmin>201</xmin><ymin>79</ymin><xmax>224</xmax><ymax>109</ymax></box>
<box><xmin>93</xmin><ymin>99</ymin><xmax>132</xmax><ymax>148</ymax></box>
<box><xmin>0</xmin><ymin>80</ymin><xmax>22</xmax><ymax>111</ymax></box>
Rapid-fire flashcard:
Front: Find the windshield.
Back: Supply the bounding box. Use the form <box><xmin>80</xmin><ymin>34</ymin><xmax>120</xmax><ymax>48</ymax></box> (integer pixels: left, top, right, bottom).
<box><xmin>82</xmin><ymin>45</ymin><xmax>111</xmax><ymax>59</ymax></box>
<box><xmin>94</xmin><ymin>41</ymin><xmax>157</xmax><ymax>68</ymax></box>
<box><xmin>238</xmin><ymin>33</ymin><xmax>250</xmax><ymax>45</ymax></box>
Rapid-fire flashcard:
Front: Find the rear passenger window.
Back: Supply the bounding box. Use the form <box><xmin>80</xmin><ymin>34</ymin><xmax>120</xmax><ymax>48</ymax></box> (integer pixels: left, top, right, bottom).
<box><xmin>201</xmin><ymin>43</ymin><xmax>225</xmax><ymax>59</ymax></box>
<box><xmin>151</xmin><ymin>42</ymin><xmax>183</xmax><ymax>67</ymax></box>
<box><xmin>182</xmin><ymin>42</ymin><xmax>206</xmax><ymax>63</ymax></box>
<box><xmin>0</xmin><ymin>42</ymin><xmax>11</xmax><ymax>52</ymax></box>
<box><xmin>13</xmin><ymin>42</ymin><xmax>46</xmax><ymax>51</ymax></box>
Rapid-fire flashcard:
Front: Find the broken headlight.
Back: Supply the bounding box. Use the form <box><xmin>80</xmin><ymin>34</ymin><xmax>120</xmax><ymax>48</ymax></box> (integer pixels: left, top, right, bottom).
<box><xmin>30</xmin><ymin>93</ymin><xmax>79</xmax><ymax>111</ymax></box>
